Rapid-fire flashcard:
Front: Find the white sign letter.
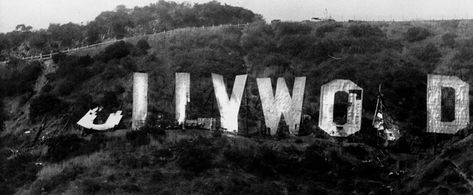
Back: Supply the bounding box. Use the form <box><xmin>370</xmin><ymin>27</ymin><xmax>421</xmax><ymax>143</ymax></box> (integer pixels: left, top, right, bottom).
<box><xmin>77</xmin><ymin>107</ymin><xmax>123</xmax><ymax>130</ymax></box>
<box><xmin>319</xmin><ymin>80</ymin><xmax>363</xmax><ymax>137</ymax></box>
<box><xmin>257</xmin><ymin>77</ymin><xmax>306</xmax><ymax>136</ymax></box>
<box><xmin>212</xmin><ymin>73</ymin><xmax>247</xmax><ymax>133</ymax></box>
<box><xmin>132</xmin><ymin>72</ymin><xmax>148</xmax><ymax>130</ymax></box>
<box><xmin>175</xmin><ymin>72</ymin><xmax>190</xmax><ymax>125</ymax></box>
<box><xmin>427</xmin><ymin>74</ymin><xmax>469</xmax><ymax>134</ymax></box>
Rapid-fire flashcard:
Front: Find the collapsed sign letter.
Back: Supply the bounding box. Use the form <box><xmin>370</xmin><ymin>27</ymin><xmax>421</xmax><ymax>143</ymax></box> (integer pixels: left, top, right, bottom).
<box><xmin>212</xmin><ymin>73</ymin><xmax>247</xmax><ymax>133</ymax></box>
<box><xmin>427</xmin><ymin>74</ymin><xmax>469</xmax><ymax>134</ymax></box>
<box><xmin>257</xmin><ymin>77</ymin><xmax>306</xmax><ymax>136</ymax></box>
<box><xmin>132</xmin><ymin>73</ymin><xmax>148</xmax><ymax>130</ymax></box>
<box><xmin>175</xmin><ymin>72</ymin><xmax>190</xmax><ymax>125</ymax></box>
<box><xmin>77</xmin><ymin>107</ymin><xmax>123</xmax><ymax>130</ymax></box>
<box><xmin>319</xmin><ymin>80</ymin><xmax>363</xmax><ymax>137</ymax></box>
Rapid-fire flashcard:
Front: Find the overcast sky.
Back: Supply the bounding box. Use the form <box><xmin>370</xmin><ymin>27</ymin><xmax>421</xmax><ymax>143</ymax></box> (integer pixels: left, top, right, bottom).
<box><xmin>1</xmin><ymin>0</ymin><xmax>473</xmax><ymax>33</ymax></box>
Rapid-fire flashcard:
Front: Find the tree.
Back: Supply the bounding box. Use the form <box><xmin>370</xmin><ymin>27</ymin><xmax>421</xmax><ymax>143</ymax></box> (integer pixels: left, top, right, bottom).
<box><xmin>15</xmin><ymin>24</ymin><xmax>32</xmax><ymax>32</ymax></box>
<box><xmin>29</xmin><ymin>30</ymin><xmax>49</xmax><ymax>49</ymax></box>
<box><xmin>85</xmin><ymin>22</ymin><xmax>101</xmax><ymax>44</ymax></box>
<box><xmin>48</xmin><ymin>23</ymin><xmax>83</xmax><ymax>48</ymax></box>
<box><xmin>95</xmin><ymin>10</ymin><xmax>134</xmax><ymax>39</ymax></box>
<box><xmin>115</xmin><ymin>5</ymin><xmax>129</xmax><ymax>13</ymax></box>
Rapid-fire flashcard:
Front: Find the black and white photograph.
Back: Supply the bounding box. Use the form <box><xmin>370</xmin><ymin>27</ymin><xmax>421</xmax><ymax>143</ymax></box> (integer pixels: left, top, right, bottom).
<box><xmin>1</xmin><ymin>0</ymin><xmax>473</xmax><ymax>194</ymax></box>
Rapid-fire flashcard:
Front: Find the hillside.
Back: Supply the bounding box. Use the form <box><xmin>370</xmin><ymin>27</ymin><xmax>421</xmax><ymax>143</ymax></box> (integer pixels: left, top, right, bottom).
<box><xmin>3</xmin><ymin>13</ymin><xmax>473</xmax><ymax>194</ymax></box>
<box><xmin>0</xmin><ymin>0</ymin><xmax>262</xmax><ymax>60</ymax></box>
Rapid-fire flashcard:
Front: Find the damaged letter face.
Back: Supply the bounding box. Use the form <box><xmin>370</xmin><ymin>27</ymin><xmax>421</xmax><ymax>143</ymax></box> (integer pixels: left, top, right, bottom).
<box><xmin>427</xmin><ymin>74</ymin><xmax>469</xmax><ymax>134</ymax></box>
<box><xmin>77</xmin><ymin>107</ymin><xmax>123</xmax><ymax>130</ymax></box>
<box><xmin>175</xmin><ymin>72</ymin><xmax>190</xmax><ymax>125</ymax></box>
<box><xmin>132</xmin><ymin>73</ymin><xmax>148</xmax><ymax>130</ymax></box>
<box><xmin>212</xmin><ymin>73</ymin><xmax>247</xmax><ymax>133</ymax></box>
<box><xmin>319</xmin><ymin>80</ymin><xmax>363</xmax><ymax>137</ymax></box>
<box><xmin>257</xmin><ymin>77</ymin><xmax>306</xmax><ymax>136</ymax></box>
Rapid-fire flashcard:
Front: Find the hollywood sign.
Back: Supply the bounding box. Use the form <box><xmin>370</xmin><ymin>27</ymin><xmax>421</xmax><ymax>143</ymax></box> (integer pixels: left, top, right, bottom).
<box><xmin>78</xmin><ymin>73</ymin><xmax>470</xmax><ymax>136</ymax></box>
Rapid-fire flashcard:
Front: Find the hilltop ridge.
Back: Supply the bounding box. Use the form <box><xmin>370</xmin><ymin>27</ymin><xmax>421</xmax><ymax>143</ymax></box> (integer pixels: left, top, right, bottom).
<box><xmin>2</xmin><ymin>2</ymin><xmax>473</xmax><ymax>194</ymax></box>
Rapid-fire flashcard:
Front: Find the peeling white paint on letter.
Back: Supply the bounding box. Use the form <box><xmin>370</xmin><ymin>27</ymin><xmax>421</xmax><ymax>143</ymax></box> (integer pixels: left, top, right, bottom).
<box><xmin>427</xmin><ymin>74</ymin><xmax>469</xmax><ymax>134</ymax></box>
<box><xmin>77</xmin><ymin>107</ymin><xmax>123</xmax><ymax>130</ymax></box>
<box><xmin>175</xmin><ymin>72</ymin><xmax>190</xmax><ymax>125</ymax></box>
<box><xmin>212</xmin><ymin>73</ymin><xmax>247</xmax><ymax>133</ymax></box>
<box><xmin>132</xmin><ymin>72</ymin><xmax>148</xmax><ymax>130</ymax></box>
<box><xmin>257</xmin><ymin>77</ymin><xmax>306</xmax><ymax>136</ymax></box>
<box><xmin>319</xmin><ymin>79</ymin><xmax>363</xmax><ymax>137</ymax></box>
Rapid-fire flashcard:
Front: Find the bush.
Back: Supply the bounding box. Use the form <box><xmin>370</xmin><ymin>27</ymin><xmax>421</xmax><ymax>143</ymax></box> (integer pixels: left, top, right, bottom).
<box><xmin>315</xmin><ymin>23</ymin><xmax>340</xmax><ymax>37</ymax></box>
<box><xmin>0</xmin><ymin>96</ymin><xmax>6</xmax><ymax>132</ymax></box>
<box><xmin>50</xmin><ymin>55</ymin><xmax>96</xmax><ymax>94</ymax></box>
<box><xmin>212</xmin><ymin>128</ymin><xmax>223</xmax><ymax>137</ymax></box>
<box><xmin>79</xmin><ymin>134</ymin><xmax>106</xmax><ymax>155</ymax></box>
<box><xmin>0</xmin><ymin>184</ymin><xmax>14</xmax><ymax>195</ymax></box>
<box><xmin>422</xmin><ymin>160</ymin><xmax>455</xmax><ymax>181</ymax></box>
<box><xmin>78</xmin><ymin>55</ymin><xmax>94</xmax><ymax>66</ymax></box>
<box><xmin>135</xmin><ymin>39</ymin><xmax>151</xmax><ymax>55</ymax></box>
<box><xmin>248</xmin><ymin>147</ymin><xmax>279</xmax><ymax>178</ymax></box>
<box><xmin>29</xmin><ymin>94</ymin><xmax>64</xmax><ymax>120</ymax></box>
<box><xmin>31</xmin><ymin>164</ymin><xmax>84</xmax><ymax>194</ymax></box>
<box><xmin>53</xmin><ymin>79</ymin><xmax>76</xmax><ymax>96</ymax></box>
<box><xmin>119</xmin><ymin>56</ymin><xmax>137</xmax><ymax>71</ymax></box>
<box><xmin>21</xmin><ymin>61</ymin><xmax>43</xmax><ymax>86</ymax></box>
<box><xmin>140</xmin><ymin>125</ymin><xmax>166</xmax><ymax>140</ymax></box>
<box><xmin>442</xmin><ymin>33</ymin><xmax>457</xmax><ymax>48</ymax></box>
<box><xmin>45</xmin><ymin>134</ymin><xmax>87</xmax><ymax>162</ymax></box>
<box><xmin>54</xmin><ymin>55</ymin><xmax>92</xmax><ymax>79</ymax></box>
<box><xmin>52</xmin><ymin>52</ymin><xmax>67</xmax><ymax>63</ymax></box>
<box><xmin>302</xmin><ymin>144</ymin><xmax>331</xmax><ymax>175</ymax></box>
<box><xmin>99</xmin><ymin>91</ymin><xmax>121</xmax><ymax>111</ymax></box>
<box><xmin>405</xmin><ymin>27</ymin><xmax>431</xmax><ymax>42</ymax></box>
<box><xmin>347</xmin><ymin>24</ymin><xmax>384</xmax><ymax>38</ymax></box>
<box><xmin>150</xmin><ymin>170</ymin><xmax>163</xmax><ymax>182</ymax></box>
<box><xmin>97</xmin><ymin>41</ymin><xmax>133</xmax><ymax>62</ymax></box>
<box><xmin>3</xmin><ymin>61</ymin><xmax>43</xmax><ymax>96</ymax></box>
<box><xmin>223</xmin><ymin>146</ymin><xmax>253</xmax><ymax>167</ymax></box>
<box><xmin>343</xmin><ymin>144</ymin><xmax>369</xmax><ymax>159</ymax></box>
<box><xmin>67</xmin><ymin>93</ymin><xmax>94</xmax><ymax>122</ymax></box>
<box><xmin>409</xmin><ymin>43</ymin><xmax>442</xmax><ymax>64</ymax></box>
<box><xmin>311</xmin><ymin>38</ymin><xmax>341</xmax><ymax>62</ymax></box>
<box><xmin>125</xmin><ymin>130</ymin><xmax>150</xmax><ymax>147</ymax></box>
<box><xmin>453</xmin><ymin>40</ymin><xmax>473</xmax><ymax>63</ymax></box>
<box><xmin>1</xmin><ymin>152</ymin><xmax>39</xmax><ymax>189</ymax></box>
<box><xmin>273</xmin><ymin>22</ymin><xmax>312</xmax><ymax>36</ymax></box>
<box><xmin>45</xmin><ymin>134</ymin><xmax>101</xmax><ymax>162</ymax></box>
<box><xmin>121</xmin><ymin>184</ymin><xmax>141</xmax><ymax>193</ymax></box>
<box><xmin>81</xmin><ymin>178</ymin><xmax>105</xmax><ymax>194</ymax></box>
<box><xmin>176</xmin><ymin>137</ymin><xmax>214</xmax><ymax>174</ymax></box>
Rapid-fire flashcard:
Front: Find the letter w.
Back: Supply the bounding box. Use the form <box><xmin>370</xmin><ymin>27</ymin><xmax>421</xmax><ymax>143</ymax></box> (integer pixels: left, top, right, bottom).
<box><xmin>257</xmin><ymin>77</ymin><xmax>306</xmax><ymax>136</ymax></box>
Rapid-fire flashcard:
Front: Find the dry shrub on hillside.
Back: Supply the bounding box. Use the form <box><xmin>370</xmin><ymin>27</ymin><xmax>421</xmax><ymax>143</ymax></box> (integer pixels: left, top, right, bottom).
<box><xmin>176</xmin><ymin>136</ymin><xmax>215</xmax><ymax>174</ymax></box>
<box><xmin>45</xmin><ymin>134</ymin><xmax>104</xmax><ymax>162</ymax></box>
<box><xmin>441</xmin><ymin>33</ymin><xmax>457</xmax><ymax>48</ymax></box>
<box><xmin>404</xmin><ymin>27</ymin><xmax>431</xmax><ymax>42</ymax></box>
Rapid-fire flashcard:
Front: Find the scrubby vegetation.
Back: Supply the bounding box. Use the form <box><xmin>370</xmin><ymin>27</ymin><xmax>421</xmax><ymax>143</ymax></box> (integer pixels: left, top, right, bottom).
<box><xmin>2</xmin><ymin>1</ymin><xmax>473</xmax><ymax>194</ymax></box>
<box><xmin>0</xmin><ymin>0</ymin><xmax>262</xmax><ymax>59</ymax></box>
<box><xmin>0</xmin><ymin>60</ymin><xmax>43</xmax><ymax>97</ymax></box>
<box><xmin>4</xmin><ymin>129</ymin><xmax>471</xmax><ymax>194</ymax></box>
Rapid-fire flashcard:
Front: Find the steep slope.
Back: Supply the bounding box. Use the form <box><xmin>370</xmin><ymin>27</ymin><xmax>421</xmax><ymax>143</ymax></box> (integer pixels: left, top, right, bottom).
<box><xmin>3</xmin><ymin>20</ymin><xmax>473</xmax><ymax>194</ymax></box>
